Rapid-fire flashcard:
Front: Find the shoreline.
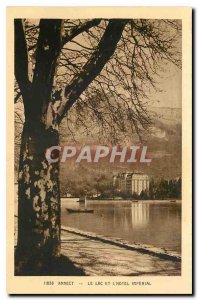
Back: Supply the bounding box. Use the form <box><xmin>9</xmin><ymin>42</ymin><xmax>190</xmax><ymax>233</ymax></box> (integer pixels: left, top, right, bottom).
<box><xmin>61</xmin><ymin>226</ymin><xmax>181</xmax><ymax>262</ymax></box>
<box><xmin>61</xmin><ymin>198</ymin><xmax>182</xmax><ymax>203</ymax></box>
<box><xmin>61</xmin><ymin>228</ymin><xmax>181</xmax><ymax>276</ymax></box>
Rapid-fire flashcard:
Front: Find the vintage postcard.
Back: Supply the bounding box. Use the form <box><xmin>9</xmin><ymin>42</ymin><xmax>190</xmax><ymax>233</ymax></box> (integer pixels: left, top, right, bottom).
<box><xmin>7</xmin><ymin>6</ymin><xmax>192</xmax><ymax>294</ymax></box>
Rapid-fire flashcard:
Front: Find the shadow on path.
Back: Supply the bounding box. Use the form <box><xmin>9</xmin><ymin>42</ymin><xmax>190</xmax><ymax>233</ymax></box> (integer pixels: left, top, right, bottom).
<box><xmin>15</xmin><ymin>254</ymin><xmax>86</xmax><ymax>276</ymax></box>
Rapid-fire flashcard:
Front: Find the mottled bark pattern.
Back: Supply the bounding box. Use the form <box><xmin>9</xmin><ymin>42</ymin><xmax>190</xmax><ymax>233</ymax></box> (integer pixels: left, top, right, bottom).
<box><xmin>17</xmin><ymin>119</ymin><xmax>60</xmax><ymax>261</ymax></box>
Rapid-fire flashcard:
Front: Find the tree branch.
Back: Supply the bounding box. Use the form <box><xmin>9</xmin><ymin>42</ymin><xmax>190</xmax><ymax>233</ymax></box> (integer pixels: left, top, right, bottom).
<box><xmin>15</xmin><ymin>91</ymin><xmax>22</xmax><ymax>103</ymax></box>
<box><xmin>61</xmin><ymin>19</ymin><xmax>102</xmax><ymax>46</ymax></box>
<box><xmin>30</xmin><ymin>19</ymin><xmax>63</xmax><ymax>118</ymax></box>
<box><xmin>14</xmin><ymin>19</ymin><xmax>31</xmax><ymax>106</ymax></box>
<box><xmin>57</xmin><ymin>19</ymin><xmax>128</xmax><ymax>123</ymax></box>
<box><xmin>27</xmin><ymin>19</ymin><xmax>102</xmax><ymax>52</ymax></box>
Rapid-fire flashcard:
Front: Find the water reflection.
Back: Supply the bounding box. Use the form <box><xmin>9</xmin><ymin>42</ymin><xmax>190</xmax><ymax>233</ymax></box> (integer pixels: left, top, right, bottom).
<box><xmin>61</xmin><ymin>199</ymin><xmax>181</xmax><ymax>252</ymax></box>
<box><xmin>131</xmin><ymin>202</ymin><xmax>150</xmax><ymax>228</ymax></box>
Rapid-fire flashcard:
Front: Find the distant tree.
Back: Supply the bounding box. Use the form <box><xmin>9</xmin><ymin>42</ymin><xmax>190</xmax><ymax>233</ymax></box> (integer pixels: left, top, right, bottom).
<box><xmin>149</xmin><ymin>178</ymin><xmax>156</xmax><ymax>199</ymax></box>
<box><xmin>153</xmin><ymin>177</ymin><xmax>181</xmax><ymax>199</ymax></box>
<box><xmin>176</xmin><ymin>177</ymin><xmax>182</xmax><ymax>199</ymax></box>
<box><xmin>155</xmin><ymin>179</ymin><xmax>169</xmax><ymax>199</ymax></box>
<box><xmin>139</xmin><ymin>190</ymin><xmax>149</xmax><ymax>200</ymax></box>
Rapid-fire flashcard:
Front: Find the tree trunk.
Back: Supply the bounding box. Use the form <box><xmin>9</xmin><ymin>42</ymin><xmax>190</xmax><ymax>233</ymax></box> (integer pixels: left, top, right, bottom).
<box><xmin>16</xmin><ymin>118</ymin><xmax>60</xmax><ymax>273</ymax></box>
<box><xmin>14</xmin><ymin>19</ymin><xmax>63</xmax><ymax>275</ymax></box>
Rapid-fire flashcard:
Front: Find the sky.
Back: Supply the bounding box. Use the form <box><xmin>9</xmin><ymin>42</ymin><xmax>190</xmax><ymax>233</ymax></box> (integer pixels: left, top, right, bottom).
<box><xmin>153</xmin><ymin>63</ymin><xmax>182</xmax><ymax>108</ymax></box>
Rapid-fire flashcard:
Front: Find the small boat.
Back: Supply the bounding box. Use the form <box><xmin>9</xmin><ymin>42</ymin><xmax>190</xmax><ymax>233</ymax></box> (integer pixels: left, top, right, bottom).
<box><xmin>66</xmin><ymin>208</ymin><xmax>94</xmax><ymax>213</ymax></box>
<box><xmin>170</xmin><ymin>200</ymin><xmax>176</xmax><ymax>203</ymax></box>
<box><xmin>132</xmin><ymin>200</ymin><xmax>139</xmax><ymax>203</ymax></box>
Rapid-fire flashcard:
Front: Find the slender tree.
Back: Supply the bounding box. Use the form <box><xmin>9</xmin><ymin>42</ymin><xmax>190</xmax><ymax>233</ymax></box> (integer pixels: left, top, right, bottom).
<box><xmin>14</xmin><ymin>18</ymin><xmax>181</xmax><ymax>271</ymax></box>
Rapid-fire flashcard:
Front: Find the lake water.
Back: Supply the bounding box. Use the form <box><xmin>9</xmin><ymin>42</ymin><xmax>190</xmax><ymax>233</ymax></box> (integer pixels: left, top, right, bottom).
<box><xmin>61</xmin><ymin>199</ymin><xmax>181</xmax><ymax>253</ymax></box>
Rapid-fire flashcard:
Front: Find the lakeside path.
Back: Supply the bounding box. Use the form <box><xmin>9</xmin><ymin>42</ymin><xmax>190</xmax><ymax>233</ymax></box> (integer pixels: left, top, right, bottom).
<box><xmin>61</xmin><ymin>227</ymin><xmax>181</xmax><ymax>276</ymax></box>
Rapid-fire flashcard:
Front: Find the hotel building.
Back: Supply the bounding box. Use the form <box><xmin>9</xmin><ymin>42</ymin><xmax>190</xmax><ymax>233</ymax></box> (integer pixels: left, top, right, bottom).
<box><xmin>113</xmin><ymin>172</ymin><xmax>149</xmax><ymax>195</ymax></box>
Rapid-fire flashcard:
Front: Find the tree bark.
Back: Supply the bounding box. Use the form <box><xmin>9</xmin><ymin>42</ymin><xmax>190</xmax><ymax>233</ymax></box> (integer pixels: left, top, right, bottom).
<box><xmin>16</xmin><ymin>118</ymin><xmax>60</xmax><ymax>273</ymax></box>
